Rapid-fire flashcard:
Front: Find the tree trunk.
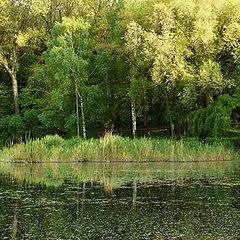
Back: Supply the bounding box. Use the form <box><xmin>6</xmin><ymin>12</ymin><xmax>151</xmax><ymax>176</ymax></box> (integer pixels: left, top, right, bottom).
<box><xmin>11</xmin><ymin>42</ymin><xmax>20</xmax><ymax>115</ymax></box>
<box><xmin>11</xmin><ymin>72</ymin><xmax>20</xmax><ymax>115</ymax></box>
<box><xmin>78</xmin><ymin>91</ymin><xmax>86</xmax><ymax>139</ymax></box>
<box><xmin>131</xmin><ymin>96</ymin><xmax>137</xmax><ymax>138</ymax></box>
<box><xmin>206</xmin><ymin>93</ymin><xmax>210</xmax><ymax>108</ymax></box>
<box><xmin>75</xmin><ymin>84</ymin><xmax>80</xmax><ymax>138</ymax></box>
<box><xmin>164</xmin><ymin>91</ymin><xmax>175</xmax><ymax>138</ymax></box>
<box><xmin>143</xmin><ymin>93</ymin><xmax>148</xmax><ymax>128</ymax></box>
<box><xmin>1</xmin><ymin>43</ymin><xmax>20</xmax><ymax>115</ymax></box>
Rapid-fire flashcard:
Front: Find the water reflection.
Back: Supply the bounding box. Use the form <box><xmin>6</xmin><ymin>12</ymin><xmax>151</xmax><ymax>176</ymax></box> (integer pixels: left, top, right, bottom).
<box><xmin>1</xmin><ymin>161</ymin><xmax>240</xmax><ymax>188</ymax></box>
<box><xmin>0</xmin><ymin>161</ymin><xmax>240</xmax><ymax>239</ymax></box>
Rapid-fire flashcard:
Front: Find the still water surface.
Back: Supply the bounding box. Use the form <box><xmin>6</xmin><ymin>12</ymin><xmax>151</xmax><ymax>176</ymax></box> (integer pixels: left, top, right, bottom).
<box><xmin>0</xmin><ymin>161</ymin><xmax>240</xmax><ymax>239</ymax></box>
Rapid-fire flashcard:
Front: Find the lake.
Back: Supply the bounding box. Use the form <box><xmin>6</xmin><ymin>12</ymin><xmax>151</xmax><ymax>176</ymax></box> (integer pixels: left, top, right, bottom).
<box><xmin>0</xmin><ymin>161</ymin><xmax>240</xmax><ymax>239</ymax></box>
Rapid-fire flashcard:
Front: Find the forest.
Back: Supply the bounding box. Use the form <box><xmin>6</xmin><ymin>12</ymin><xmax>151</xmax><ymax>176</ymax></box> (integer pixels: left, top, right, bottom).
<box><xmin>1</xmin><ymin>0</ymin><xmax>240</xmax><ymax>144</ymax></box>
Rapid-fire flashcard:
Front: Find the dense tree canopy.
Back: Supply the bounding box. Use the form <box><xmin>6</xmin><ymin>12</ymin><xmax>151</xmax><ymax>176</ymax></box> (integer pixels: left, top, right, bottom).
<box><xmin>1</xmin><ymin>0</ymin><xmax>240</xmax><ymax>143</ymax></box>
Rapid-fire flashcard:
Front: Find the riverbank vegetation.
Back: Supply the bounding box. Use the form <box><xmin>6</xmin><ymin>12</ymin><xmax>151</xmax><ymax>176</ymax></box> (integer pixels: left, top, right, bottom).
<box><xmin>1</xmin><ymin>0</ymin><xmax>240</xmax><ymax>145</ymax></box>
<box><xmin>0</xmin><ymin>134</ymin><xmax>238</xmax><ymax>163</ymax></box>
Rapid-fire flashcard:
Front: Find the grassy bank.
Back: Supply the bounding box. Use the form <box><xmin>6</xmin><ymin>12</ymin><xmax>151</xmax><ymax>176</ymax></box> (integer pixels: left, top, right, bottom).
<box><xmin>0</xmin><ymin>134</ymin><xmax>238</xmax><ymax>163</ymax></box>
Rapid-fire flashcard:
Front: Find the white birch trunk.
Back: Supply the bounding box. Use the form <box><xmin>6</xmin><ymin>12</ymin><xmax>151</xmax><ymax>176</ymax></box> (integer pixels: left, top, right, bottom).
<box><xmin>131</xmin><ymin>97</ymin><xmax>137</xmax><ymax>138</ymax></box>
<box><xmin>75</xmin><ymin>84</ymin><xmax>80</xmax><ymax>138</ymax></box>
<box><xmin>78</xmin><ymin>91</ymin><xmax>86</xmax><ymax>139</ymax></box>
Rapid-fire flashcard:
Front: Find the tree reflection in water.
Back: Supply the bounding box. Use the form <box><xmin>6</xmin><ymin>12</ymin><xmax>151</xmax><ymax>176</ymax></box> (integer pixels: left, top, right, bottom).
<box><xmin>0</xmin><ymin>161</ymin><xmax>239</xmax><ymax>239</ymax></box>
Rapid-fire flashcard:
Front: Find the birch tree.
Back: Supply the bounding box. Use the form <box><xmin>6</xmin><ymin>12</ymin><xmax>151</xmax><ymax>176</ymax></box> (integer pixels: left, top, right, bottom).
<box><xmin>41</xmin><ymin>17</ymin><xmax>90</xmax><ymax>138</ymax></box>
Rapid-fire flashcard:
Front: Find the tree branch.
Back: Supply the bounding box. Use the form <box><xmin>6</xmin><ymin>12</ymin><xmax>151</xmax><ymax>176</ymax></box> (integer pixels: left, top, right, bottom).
<box><xmin>0</xmin><ymin>53</ymin><xmax>12</xmax><ymax>75</ymax></box>
<box><xmin>17</xmin><ymin>52</ymin><xmax>26</xmax><ymax>62</ymax></box>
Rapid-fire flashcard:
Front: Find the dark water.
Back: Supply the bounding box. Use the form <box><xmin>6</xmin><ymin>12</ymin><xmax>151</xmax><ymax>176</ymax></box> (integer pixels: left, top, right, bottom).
<box><xmin>0</xmin><ymin>162</ymin><xmax>240</xmax><ymax>239</ymax></box>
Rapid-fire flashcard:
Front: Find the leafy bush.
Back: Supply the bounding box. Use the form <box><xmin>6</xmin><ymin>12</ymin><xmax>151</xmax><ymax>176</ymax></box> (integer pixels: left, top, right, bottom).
<box><xmin>0</xmin><ymin>115</ymin><xmax>26</xmax><ymax>143</ymax></box>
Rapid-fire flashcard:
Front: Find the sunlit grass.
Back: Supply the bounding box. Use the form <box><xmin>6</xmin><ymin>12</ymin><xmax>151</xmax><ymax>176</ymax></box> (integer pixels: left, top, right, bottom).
<box><xmin>0</xmin><ymin>134</ymin><xmax>238</xmax><ymax>163</ymax></box>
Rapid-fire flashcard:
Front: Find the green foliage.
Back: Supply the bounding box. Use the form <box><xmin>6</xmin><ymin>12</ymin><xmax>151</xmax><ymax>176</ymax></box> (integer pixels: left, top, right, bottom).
<box><xmin>0</xmin><ymin>115</ymin><xmax>26</xmax><ymax>143</ymax></box>
<box><xmin>1</xmin><ymin>0</ymin><xmax>240</xmax><ymax>141</ymax></box>
<box><xmin>0</xmin><ymin>84</ymin><xmax>13</xmax><ymax>116</ymax></box>
<box><xmin>23</xmin><ymin>109</ymin><xmax>44</xmax><ymax>137</ymax></box>
<box><xmin>20</xmin><ymin>87</ymin><xmax>40</xmax><ymax>109</ymax></box>
<box><xmin>0</xmin><ymin>110</ymin><xmax>47</xmax><ymax>145</ymax></box>
<box><xmin>189</xmin><ymin>94</ymin><xmax>240</xmax><ymax>138</ymax></box>
<box><xmin>124</xmin><ymin>0</ymin><xmax>240</xmax><ymax>136</ymax></box>
<box><xmin>83</xmin><ymin>85</ymin><xmax>106</xmax><ymax>129</ymax></box>
<box><xmin>39</xmin><ymin>17</ymin><xmax>92</xmax><ymax>136</ymax></box>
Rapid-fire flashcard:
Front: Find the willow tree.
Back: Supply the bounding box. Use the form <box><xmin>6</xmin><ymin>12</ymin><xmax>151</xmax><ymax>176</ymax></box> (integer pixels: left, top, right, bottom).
<box><xmin>41</xmin><ymin>17</ymin><xmax>91</xmax><ymax>138</ymax></box>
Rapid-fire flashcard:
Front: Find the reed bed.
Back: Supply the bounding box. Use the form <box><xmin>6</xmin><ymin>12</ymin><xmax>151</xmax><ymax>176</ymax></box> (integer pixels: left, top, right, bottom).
<box><xmin>0</xmin><ymin>134</ymin><xmax>238</xmax><ymax>163</ymax></box>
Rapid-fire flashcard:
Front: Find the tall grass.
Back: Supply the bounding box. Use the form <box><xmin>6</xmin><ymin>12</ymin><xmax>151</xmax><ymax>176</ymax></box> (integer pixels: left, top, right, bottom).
<box><xmin>0</xmin><ymin>134</ymin><xmax>238</xmax><ymax>163</ymax></box>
